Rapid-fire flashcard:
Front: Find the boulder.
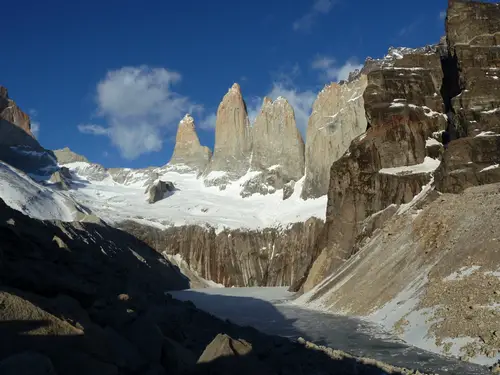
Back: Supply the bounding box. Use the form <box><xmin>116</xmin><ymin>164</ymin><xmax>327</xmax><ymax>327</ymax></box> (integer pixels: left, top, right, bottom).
<box><xmin>197</xmin><ymin>334</ymin><xmax>252</xmax><ymax>363</ymax></box>
<box><xmin>146</xmin><ymin>180</ymin><xmax>175</xmax><ymax>204</ymax></box>
<box><xmin>168</xmin><ymin>114</ymin><xmax>212</xmax><ymax>172</ymax></box>
<box><xmin>161</xmin><ymin>337</ymin><xmax>197</xmax><ymax>374</ymax></box>
<box><xmin>203</xmin><ymin>83</ymin><xmax>252</xmax><ymax>187</ymax></box>
<box><xmin>302</xmin><ymin>75</ymin><xmax>368</xmax><ymax>199</ymax></box>
<box><xmin>49</xmin><ymin>167</ymin><xmax>72</xmax><ymax>190</ymax></box>
<box><xmin>282</xmin><ymin>180</ymin><xmax>295</xmax><ymax>200</ymax></box>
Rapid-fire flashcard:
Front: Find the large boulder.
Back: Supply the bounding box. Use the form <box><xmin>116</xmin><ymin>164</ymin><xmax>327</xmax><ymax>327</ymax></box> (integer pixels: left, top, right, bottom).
<box><xmin>168</xmin><ymin>114</ymin><xmax>212</xmax><ymax>173</ymax></box>
<box><xmin>302</xmin><ymin>75</ymin><xmax>368</xmax><ymax>199</ymax></box>
<box><xmin>203</xmin><ymin>83</ymin><xmax>252</xmax><ymax>187</ymax></box>
<box><xmin>49</xmin><ymin>167</ymin><xmax>72</xmax><ymax>190</ymax></box>
<box><xmin>146</xmin><ymin>180</ymin><xmax>175</xmax><ymax>204</ymax></box>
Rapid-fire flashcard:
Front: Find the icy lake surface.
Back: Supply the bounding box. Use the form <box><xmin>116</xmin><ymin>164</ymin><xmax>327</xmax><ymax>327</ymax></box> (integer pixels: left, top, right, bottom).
<box><xmin>169</xmin><ymin>287</ymin><xmax>490</xmax><ymax>375</ymax></box>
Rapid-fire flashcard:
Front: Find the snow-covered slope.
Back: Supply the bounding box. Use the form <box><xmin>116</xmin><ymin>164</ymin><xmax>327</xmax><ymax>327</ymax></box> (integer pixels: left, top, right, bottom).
<box><xmin>64</xmin><ymin>162</ymin><xmax>327</xmax><ymax>231</ymax></box>
<box><xmin>0</xmin><ymin>161</ymin><xmax>90</xmax><ymax>221</ymax></box>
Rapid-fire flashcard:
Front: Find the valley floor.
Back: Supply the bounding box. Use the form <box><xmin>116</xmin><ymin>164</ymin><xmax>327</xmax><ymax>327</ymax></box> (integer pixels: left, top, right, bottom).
<box><xmin>170</xmin><ymin>287</ymin><xmax>490</xmax><ymax>375</ymax></box>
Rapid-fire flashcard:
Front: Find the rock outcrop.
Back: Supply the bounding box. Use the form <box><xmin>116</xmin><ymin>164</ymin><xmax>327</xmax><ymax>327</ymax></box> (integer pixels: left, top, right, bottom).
<box><xmin>241</xmin><ymin>97</ymin><xmax>305</xmax><ymax>197</ymax></box>
<box><xmin>0</xmin><ymin>85</ymin><xmax>33</xmax><ymax>140</ymax></box>
<box><xmin>120</xmin><ymin>217</ymin><xmax>324</xmax><ymax>287</ymax></box>
<box><xmin>168</xmin><ymin>114</ymin><xmax>212</xmax><ymax>172</ymax></box>
<box><xmin>146</xmin><ymin>180</ymin><xmax>175</xmax><ymax>204</ymax></box>
<box><xmin>203</xmin><ymin>83</ymin><xmax>252</xmax><ymax>187</ymax></box>
<box><xmin>53</xmin><ymin>147</ymin><xmax>89</xmax><ymax>164</ymax></box>
<box><xmin>302</xmin><ymin>76</ymin><xmax>368</xmax><ymax>199</ymax></box>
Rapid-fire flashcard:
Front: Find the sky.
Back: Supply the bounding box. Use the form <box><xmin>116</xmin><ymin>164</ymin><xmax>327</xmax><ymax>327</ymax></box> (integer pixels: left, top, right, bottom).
<box><xmin>2</xmin><ymin>0</ymin><xmax>449</xmax><ymax>168</ymax></box>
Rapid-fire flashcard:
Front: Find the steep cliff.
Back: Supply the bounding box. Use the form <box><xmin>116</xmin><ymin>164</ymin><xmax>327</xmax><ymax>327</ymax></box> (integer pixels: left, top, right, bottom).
<box><xmin>168</xmin><ymin>114</ymin><xmax>212</xmax><ymax>173</ymax></box>
<box><xmin>296</xmin><ymin>45</ymin><xmax>447</xmax><ymax>292</ymax></box>
<box><xmin>119</xmin><ymin>218</ymin><xmax>323</xmax><ymax>287</ymax></box>
<box><xmin>241</xmin><ymin>97</ymin><xmax>305</xmax><ymax>198</ymax></box>
<box><xmin>203</xmin><ymin>83</ymin><xmax>252</xmax><ymax>187</ymax></box>
<box><xmin>435</xmin><ymin>0</ymin><xmax>500</xmax><ymax>193</ymax></box>
<box><xmin>302</xmin><ymin>75</ymin><xmax>368</xmax><ymax>199</ymax></box>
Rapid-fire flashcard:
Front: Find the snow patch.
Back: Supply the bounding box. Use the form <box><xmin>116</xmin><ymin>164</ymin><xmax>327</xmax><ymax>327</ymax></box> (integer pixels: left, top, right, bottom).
<box><xmin>443</xmin><ymin>266</ymin><xmax>482</xmax><ymax>282</ymax></box>
<box><xmin>378</xmin><ymin>157</ymin><xmax>441</xmax><ymax>176</ymax></box>
<box><xmin>480</xmin><ymin>164</ymin><xmax>499</xmax><ymax>172</ymax></box>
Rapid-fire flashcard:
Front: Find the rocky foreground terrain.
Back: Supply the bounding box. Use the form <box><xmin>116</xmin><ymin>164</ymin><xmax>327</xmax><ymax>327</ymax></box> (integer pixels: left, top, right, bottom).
<box><xmin>0</xmin><ymin>197</ymin><xmax>437</xmax><ymax>375</ymax></box>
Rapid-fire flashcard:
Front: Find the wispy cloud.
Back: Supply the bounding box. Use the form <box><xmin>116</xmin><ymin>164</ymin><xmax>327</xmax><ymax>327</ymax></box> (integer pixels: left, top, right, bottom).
<box><xmin>79</xmin><ymin>65</ymin><xmax>200</xmax><ymax>159</ymax></box>
<box><xmin>398</xmin><ymin>19</ymin><xmax>421</xmax><ymax>37</ymax></box>
<box><xmin>439</xmin><ymin>10</ymin><xmax>447</xmax><ymax>20</ymax></box>
<box><xmin>293</xmin><ymin>0</ymin><xmax>337</xmax><ymax>32</ymax></box>
<box><xmin>78</xmin><ymin>123</ymin><xmax>110</xmax><ymax>135</ymax></box>
<box><xmin>199</xmin><ymin>113</ymin><xmax>217</xmax><ymax>130</ymax></box>
<box><xmin>311</xmin><ymin>56</ymin><xmax>363</xmax><ymax>82</ymax></box>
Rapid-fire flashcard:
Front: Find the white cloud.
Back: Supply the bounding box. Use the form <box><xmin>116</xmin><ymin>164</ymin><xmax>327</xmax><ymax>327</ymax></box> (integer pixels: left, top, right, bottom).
<box><xmin>312</xmin><ymin>56</ymin><xmax>363</xmax><ymax>82</ymax></box>
<box><xmin>78</xmin><ymin>124</ymin><xmax>110</xmax><ymax>135</ymax></box>
<box><xmin>199</xmin><ymin>113</ymin><xmax>217</xmax><ymax>130</ymax></box>
<box><xmin>439</xmin><ymin>10</ymin><xmax>447</xmax><ymax>20</ymax></box>
<box><xmin>31</xmin><ymin>121</ymin><xmax>40</xmax><ymax>138</ymax></box>
<box><xmin>293</xmin><ymin>0</ymin><xmax>336</xmax><ymax>32</ymax></box>
<box><xmin>80</xmin><ymin>65</ymin><xmax>198</xmax><ymax>159</ymax></box>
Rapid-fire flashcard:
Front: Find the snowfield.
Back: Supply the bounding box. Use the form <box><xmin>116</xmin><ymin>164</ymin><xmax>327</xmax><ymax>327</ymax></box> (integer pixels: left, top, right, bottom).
<box><xmin>64</xmin><ymin>162</ymin><xmax>327</xmax><ymax>232</ymax></box>
<box><xmin>0</xmin><ymin>161</ymin><xmax>87</xmax><ymax>222</ymax></box>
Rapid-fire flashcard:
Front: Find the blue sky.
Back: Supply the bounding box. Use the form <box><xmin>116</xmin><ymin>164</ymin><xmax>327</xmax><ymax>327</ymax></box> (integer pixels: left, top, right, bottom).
<box><xmin>2</xmin><ymin>0</ymin><xmax>448</xmax><ymax>168</ymax></box>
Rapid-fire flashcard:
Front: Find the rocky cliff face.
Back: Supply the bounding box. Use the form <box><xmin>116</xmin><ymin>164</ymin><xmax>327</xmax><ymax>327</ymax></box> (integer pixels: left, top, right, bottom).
<box><xmin>241</xmin><ymin>97</ymin><xmax>305</xmax><ymax>198</ymax></box>
<box><xmin>435</xmin><ymin>0</ymin><xmax>500</xmax><ymax>193</ymax></box>
<box><xmin>168</xmin><ymin>114</ymin><xmax>212</xmax><ymax>172</ymax></box>
<box><xmin>119</xmin><ymin>218</ymin><xmax>323</xmax><ymax>287</ymax></box>
<box><xmin>296</xmin><ymin>45</ymin><xmax>448</xmax><ymax>292</ymax></box>
<box><xmin>302</xmin><ymin>76</ymin><xmax>368</xmax><ymax>199</ymax></box>
<box><xmin>203</xmin><ymin>83</ymin><xmax>252</xmax><ymax>187</ymax></box>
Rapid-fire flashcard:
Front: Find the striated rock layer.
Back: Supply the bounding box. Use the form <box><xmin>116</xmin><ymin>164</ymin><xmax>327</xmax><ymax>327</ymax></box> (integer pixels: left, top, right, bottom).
<box><xmin>168</xmin><ymin>114</ymin><xmax>212</xmax><ymax>172</ymax></box>
<box><xmin>435</xmin><ymin>0</ymin><xmax>500</xmax><ymax>193</ymax></box>
<box><xmin>203</xmin><ymin>83</ymin><xmax>252</xmax><ymax>187</ymax></box>
<box><xmin>119</xmin><ymin>218</ymin><xmax>324</xmax><ymax>287</ymax></box>
<box><xmin>302</xmin><ymin>75</ymin><xmax>368</xmax><ymax>199</ymax></box>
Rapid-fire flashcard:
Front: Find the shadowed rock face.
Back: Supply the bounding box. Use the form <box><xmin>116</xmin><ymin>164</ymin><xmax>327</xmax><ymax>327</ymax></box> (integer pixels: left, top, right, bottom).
<box><xmin>168</xmin><ymin>114</ymin><xmax>212</xmax><ymax>172</ymax></box>
<box><xmin>434</xmin><ymin>0</ymin><xmax>500</xmax><ymax>193</ymax></box>
<box><xmin>204</xmin><ymin>83</ymin><xmax>252</xmax><ymax>186</ymax></box>
<box><xmin>302</xmin><ymin>76</ymin><xmax>368</xmax><ymax>199</ymax></box>
<box><xmin>119</xmin><ymin>217</ymin><xmax>324</xmax><ymax>287</ymax></box>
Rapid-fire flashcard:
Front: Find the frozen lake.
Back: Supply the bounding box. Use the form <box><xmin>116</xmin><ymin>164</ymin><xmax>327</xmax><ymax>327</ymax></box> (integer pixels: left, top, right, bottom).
<box><xmin>169</xmin><ymin>287</ymin><xmax>490</xmax><ymax>375</ymax></box>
